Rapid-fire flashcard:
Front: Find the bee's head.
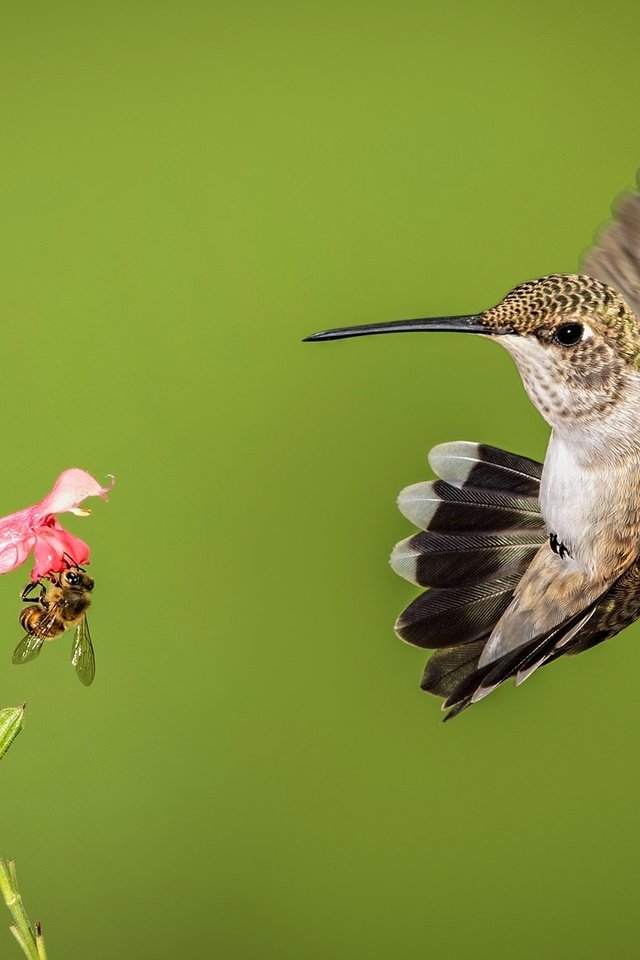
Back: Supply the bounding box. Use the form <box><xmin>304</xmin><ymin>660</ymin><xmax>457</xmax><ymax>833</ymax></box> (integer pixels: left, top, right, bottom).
<box><xmin>63</xmin><ymin>568</ymin><xmax>94</xmax><ymax>591</ymax></box>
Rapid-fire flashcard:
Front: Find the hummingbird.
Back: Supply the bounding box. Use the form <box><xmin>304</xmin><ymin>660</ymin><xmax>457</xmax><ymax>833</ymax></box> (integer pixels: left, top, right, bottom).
<box><xmin>305</xmin><ymin>176</ymin><xmax>640</xmax><ymax>719</ymax></box>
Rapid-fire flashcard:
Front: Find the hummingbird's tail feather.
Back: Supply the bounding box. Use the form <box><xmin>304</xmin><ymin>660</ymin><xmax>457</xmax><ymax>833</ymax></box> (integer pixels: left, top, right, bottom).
<box><xmin>392</xmin><ymin>440</ymin><xmax>549</xmax><ymax>714</ymax></box>
<box><xmin>419</xmin><ymin>639</ymin><xmax>487</xmax><ymax>700</ymax></box>
<box><xmin>428</xmin><ymin>441</ymin><xmax>542</xmax><ymax>496</ymax></box>
<box><xmin>391</xmin><ymin>530</ymin><xmax>546</xmax><ymax>589</ymax></box>
<box><xmin>395</xmin><ymin>575</ymin><xmax>522</xmax><ymax>649</ymax></box>
<box><xmin>397</xmin><ymin>480</ymin><xmax>543</xmax><ymax>534</ymax></box>
<box><xmin>440</xmin><ymin>605</ymin><xmax>601</xmax><ymax>721</ymax></box>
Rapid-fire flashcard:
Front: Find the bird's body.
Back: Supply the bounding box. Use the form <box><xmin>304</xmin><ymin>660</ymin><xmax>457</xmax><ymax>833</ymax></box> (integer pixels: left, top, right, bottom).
<box><xmin>306</xmin><ymin>175</ymin><xmax>640</xmax><ymax>718</ymax></box>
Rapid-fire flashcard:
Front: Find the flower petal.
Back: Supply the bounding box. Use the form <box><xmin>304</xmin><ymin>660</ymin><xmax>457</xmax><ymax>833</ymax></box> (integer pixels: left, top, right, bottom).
<box><xmin>0</xmin><ymin>536</ymin><xmax>35</xmax><ymax>576</ymax></box>
<box><xmin>35</xmin><ymin>469</ymin><xmax>114</xmax><ymax>520</ymax></box>
<box><xmin>32</xmin><ymin>521</ymin><xmax>90</xmax><ymax>581</ymax></box>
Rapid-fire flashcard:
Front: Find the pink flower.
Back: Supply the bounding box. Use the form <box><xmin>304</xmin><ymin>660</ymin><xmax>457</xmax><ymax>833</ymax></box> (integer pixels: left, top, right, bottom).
<box><xmin>0</xmin><ymin>469</ymin><xmax>114</xmax><ymax>582</ymax></box>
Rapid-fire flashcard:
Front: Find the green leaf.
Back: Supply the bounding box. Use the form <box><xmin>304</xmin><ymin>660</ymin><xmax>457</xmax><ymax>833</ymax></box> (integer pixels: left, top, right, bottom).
<box><xmin>0</xmin><ymin>706</ymin><xmax>25</xmax><ymax>763</ymax></box>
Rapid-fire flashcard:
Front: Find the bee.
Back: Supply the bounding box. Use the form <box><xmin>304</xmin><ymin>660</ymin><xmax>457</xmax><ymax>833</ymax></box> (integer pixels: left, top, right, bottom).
<box><xmin>13</xmin><ymin>565</ymin><xmax>96</xmax><ymax>685</ymax></box>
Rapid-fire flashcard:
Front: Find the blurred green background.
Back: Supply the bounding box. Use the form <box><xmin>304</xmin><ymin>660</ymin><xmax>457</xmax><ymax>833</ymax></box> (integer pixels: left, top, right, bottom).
<box><xmin>0</xmin><ymin>0</ymin><xmax>639</xmax><ymax>957</ymax></box>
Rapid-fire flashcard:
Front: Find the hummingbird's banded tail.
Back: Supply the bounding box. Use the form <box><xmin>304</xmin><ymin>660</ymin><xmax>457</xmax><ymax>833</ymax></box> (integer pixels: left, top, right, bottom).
<box><xmin>391</xmin><ymin>442</ymin><xmax>550</xmax><ymax>717</ymax></box>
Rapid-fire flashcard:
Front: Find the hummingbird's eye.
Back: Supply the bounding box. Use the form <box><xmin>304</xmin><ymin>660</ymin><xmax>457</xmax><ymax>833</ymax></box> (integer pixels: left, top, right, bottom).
<box><xmin>554</xmin><ymin>323</ymin><xmax>584</xmax><ymax>346</ymax></box>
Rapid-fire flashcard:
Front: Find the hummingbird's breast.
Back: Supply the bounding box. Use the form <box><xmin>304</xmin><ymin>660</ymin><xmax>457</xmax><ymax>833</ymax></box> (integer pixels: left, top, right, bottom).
<box><xmin>540</xmin><ymin>433</ymin><xmax>640</xmax><ymax>579</ymax></box>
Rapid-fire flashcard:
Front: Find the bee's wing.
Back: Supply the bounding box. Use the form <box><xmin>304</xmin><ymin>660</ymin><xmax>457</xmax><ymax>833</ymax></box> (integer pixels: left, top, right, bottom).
<box><xmin>12</xmin><ymin>633</ymin><xmax>45</xmax><ymax>665</ymax></box>
<box><xmin>12</xmin><ymin>598</ymin><xmax>63</xmax><ymax>666</ymax></box>
<box><xmin>71</xmin><ymin>616</ymin><xmax>95</xmax><ymax>686</ymax></box>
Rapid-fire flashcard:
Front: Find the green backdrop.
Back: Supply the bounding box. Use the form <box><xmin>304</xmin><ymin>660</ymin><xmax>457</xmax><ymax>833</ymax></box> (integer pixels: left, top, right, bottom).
<box><xmin>0</xmin><ymin>1</ymin><xmax>639</xmax><ymax>957</ymax></box>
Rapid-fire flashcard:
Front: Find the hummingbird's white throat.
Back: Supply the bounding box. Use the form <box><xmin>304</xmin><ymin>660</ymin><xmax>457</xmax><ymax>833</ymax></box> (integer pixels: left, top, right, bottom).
<box><xmin>497</xmin><ymin>332</ymin><xmax>640</xmax><ymax>457</ymax></box>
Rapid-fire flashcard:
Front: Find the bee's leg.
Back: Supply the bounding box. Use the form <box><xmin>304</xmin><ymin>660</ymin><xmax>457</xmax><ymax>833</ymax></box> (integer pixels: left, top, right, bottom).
<box><xmin>21</xmin><ymin>582</ymin><xmax>49</xmax><ymax>610</ymax></box>
<box><xmin>21</xmin><ymin>582</ymin><xmax>42</xmax><ymax>603</ymax></box>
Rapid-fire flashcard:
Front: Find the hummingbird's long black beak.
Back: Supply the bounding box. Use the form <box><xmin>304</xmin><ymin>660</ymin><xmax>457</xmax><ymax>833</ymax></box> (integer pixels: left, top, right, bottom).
<box><xmin>303</xmin><ymin>314</ymin><xmax>515</xmax><ymax>342</ymax></box>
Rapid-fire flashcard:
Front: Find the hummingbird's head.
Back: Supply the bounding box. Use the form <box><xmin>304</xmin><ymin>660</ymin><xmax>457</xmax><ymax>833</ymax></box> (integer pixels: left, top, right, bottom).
<box><xmin>480</xmin><ymin>274</ymin><xmax>640</xmax><ymax>433</ymax></box>
<box><xmin>305</xmin><ymin>273</ymin><xmax>640</xmax><ymax>439</ymax></box>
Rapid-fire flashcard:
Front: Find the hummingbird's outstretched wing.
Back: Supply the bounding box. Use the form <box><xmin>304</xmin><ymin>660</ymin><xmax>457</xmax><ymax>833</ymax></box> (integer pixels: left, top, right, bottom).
<box><xmin>392</xmin><ymin>441</ymin><xmax>640</xmax><ymax>719</ymax></box>
<box><xmin>581</xmin><ymin>174</ymin><xmax>640</xmax><ymax>316</ymax></box>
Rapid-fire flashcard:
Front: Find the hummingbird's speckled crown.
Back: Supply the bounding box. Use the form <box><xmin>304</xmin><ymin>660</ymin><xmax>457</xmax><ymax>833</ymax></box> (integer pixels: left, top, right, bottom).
<box><xmin>483</xmin><ymin>273</ymin><xmax>640</xmax><ymax>366</ymax></box>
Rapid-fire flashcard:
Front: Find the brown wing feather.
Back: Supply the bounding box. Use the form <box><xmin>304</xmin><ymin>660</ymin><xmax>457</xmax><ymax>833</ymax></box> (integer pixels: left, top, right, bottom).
<box><xmin>581</xmin><ymin>174</ymin><xmax>640</xmax><ymax>315</ymax></box>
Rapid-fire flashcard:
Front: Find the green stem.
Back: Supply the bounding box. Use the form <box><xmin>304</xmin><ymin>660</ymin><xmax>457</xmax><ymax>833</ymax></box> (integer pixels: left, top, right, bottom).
<box><xmin>0</xmin><ymin>859</ymin><xmax>44</xmax><ymax>960</ymax></box>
